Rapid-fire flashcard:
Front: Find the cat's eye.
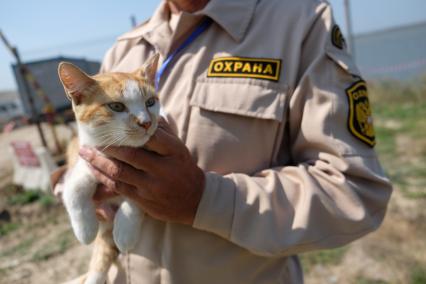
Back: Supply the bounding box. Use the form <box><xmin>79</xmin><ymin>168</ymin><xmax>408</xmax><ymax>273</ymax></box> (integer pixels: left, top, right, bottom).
<box><xmin>145</xmin><ymin>97</ymin><xmax>156</xmax><ymax>108</ymax></box>
<box><xmin>107</xmin><ymin>102</ymin><xmax>127</xmax><ymax>112</ymax></box>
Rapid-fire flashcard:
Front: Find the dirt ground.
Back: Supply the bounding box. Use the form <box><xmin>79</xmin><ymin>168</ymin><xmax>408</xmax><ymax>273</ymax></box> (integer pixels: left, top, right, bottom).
<box><xmin>0</xmin><ymin>199</ymin><xmax>90</xmax><ymax>284</ymax></box>
<box><xmin>303</xmin><ymin>189</ymin><xmax>426</xmax><ymax>284</ymax></box>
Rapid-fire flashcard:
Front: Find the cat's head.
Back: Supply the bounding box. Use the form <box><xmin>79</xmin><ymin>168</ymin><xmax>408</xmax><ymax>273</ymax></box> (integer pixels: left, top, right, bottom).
<box><xmin>58</xmin><ymin>55</ymin><xmax>160</xmax><ymax>148</ymax></box>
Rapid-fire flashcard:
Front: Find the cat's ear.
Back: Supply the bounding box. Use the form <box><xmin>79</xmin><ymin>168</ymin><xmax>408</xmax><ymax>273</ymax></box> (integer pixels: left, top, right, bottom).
<box><xmin>134</xmin><ymin>53</ymin><xmax>160</xmax><ymax>86</ymax></box>
<box><xmin>58</xmin><ymin>62</ymin><xmax>95</xmax><ymax>104</ymax></box>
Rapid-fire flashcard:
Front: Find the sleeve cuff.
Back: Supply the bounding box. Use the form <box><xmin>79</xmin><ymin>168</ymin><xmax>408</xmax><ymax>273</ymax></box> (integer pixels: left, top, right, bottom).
<box><xmin>193</xmin><ymin>172</ymin><xmax>236</xmax><ymax>240</ymax></box>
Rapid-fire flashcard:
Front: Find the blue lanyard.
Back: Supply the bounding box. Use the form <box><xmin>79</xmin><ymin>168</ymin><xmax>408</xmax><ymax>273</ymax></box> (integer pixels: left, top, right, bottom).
<box><xmin>155</xmin><ymin>18</ymin><xmax>212</xmax><ymax>92</ymax></box>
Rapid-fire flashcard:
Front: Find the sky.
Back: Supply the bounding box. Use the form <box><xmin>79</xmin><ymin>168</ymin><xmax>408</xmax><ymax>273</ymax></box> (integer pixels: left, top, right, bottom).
<box><xmin>1</xmin><ymin>0</ymin><xmax>426</xmax><ymax>91</ymax></box>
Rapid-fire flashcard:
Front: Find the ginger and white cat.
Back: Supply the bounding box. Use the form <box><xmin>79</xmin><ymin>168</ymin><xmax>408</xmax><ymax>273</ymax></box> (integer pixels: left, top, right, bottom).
<box><xmin>58</xmin><ymin>55</ymin><xmax>160</xmax><ymax>284</ymax></box>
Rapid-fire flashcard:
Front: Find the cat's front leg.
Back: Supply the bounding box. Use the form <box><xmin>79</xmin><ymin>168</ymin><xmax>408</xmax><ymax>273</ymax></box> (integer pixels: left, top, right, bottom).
<box><xmin>63</xmin><ymin>158</ymin><xmax>99</xmax><ymax>244</ymax></box>
<box><xmin>113</xmin><ymin>199</ymin><xmax>143</xmax><ymax>253</ymax></box>
<box><xmin>85</xmin><ymin>222</ymin><xmax>118</xmax><ymax>284</ymax></box>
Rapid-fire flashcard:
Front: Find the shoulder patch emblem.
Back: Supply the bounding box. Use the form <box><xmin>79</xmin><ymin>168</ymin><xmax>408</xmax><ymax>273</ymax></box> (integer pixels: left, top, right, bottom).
<box><xmin>346</xmin><ymin>80</ymin><xmax>376</xmax><ymax>147</ymax></box>
<box><xmin>332</xmin><ymin>25</ymin><xmax>346</xmax><ymax>50</ymax></box>
<box><xmin>208</xmin><ymin>57</ymin><xmax>281</xmax><ymax>82</ymax></box>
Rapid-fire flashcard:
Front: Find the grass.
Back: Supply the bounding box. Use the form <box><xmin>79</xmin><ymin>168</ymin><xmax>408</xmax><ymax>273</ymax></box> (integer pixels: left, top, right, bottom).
<box><xmin>410</xmin><ymin>266</ymin><xmax>426</xmax><ymax>284</ymax></box>
<box><xmin>355</xmin><ymin>277</ymin><xmax>388</xmax><ymax>284</ymax></box>
<box><xmin>374</xmin><ymin>126</ymin><xmax>397</xmax><ymax>166</ymax></box>
<box><xmin>7</xmin><ymin>190</ymin><xmax>44</xmax><ymax>206</ymax></box>
<box><xmin>0</xmin><ymin>237</ymin><xmax>35</xmax><ymax>258</ymax></box>
<box><xmin>0</xmin><ymin>187</ymin><xmax>57</xmax><ymax>238</ymax></box>
<box><xmin>369</xmin><ymin>78</ymin><xmax>426</xmax><ymax>199</ymax></box>
<box><xmin>5</xmin><ymin>186</ymin><xmax>57</xmax><ymax>209</ymax></box>
<box><xmin>0</xmin><ymin>222</ymin><xmax>20</xmax><ymax>237</ymax></box>
<box><xmin>300</xmin><ymin>247</ymin><xmax>348</xmax><ymax>273</ymax></box>
<box><xmin>38</xmin><ymin>194</ymin><xmax>56</xmax><ymax>208</ymax></box>
<box><xmin>32</xmin><ymin>229</ymin><xmax>74</xmax><ymax>262</ymax></box>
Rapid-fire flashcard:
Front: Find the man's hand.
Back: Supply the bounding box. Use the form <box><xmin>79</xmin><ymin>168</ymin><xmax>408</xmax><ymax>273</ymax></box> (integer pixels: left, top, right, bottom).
<box><xmin>79</xmin><ymin>120</ymin><xmax>205</xmax><ymax>226</ymax></box>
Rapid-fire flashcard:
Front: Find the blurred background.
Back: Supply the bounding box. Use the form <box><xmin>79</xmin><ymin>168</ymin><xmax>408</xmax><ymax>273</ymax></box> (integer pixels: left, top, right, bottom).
<box><xmin>0</xmin><ymin>1</ymin><xmax>425</xmax><ymax>283</ymax></box>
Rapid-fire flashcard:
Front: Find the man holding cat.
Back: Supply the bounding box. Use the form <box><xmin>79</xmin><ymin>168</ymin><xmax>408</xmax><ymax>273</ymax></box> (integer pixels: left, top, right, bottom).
<box><xmin>61</xmin><ymin>0</ymin><xmax>393</xmax><ymax>283</ymax></box>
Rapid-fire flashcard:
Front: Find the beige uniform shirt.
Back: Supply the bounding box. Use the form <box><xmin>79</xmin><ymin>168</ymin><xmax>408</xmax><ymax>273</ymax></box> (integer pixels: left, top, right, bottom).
<box><xmin>97</xmin><ymin>0</ymin><xmax>393</xmax><ymax>283</ymax></box>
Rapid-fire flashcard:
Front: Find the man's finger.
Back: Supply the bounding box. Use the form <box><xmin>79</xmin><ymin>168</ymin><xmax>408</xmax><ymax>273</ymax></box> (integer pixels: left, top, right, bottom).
<box><xmin>90</xmin><ymin>167</ymin><xmax>156</xmax><ymax>203</ymax></box>
<box><xmin>79</xmin><ymin>146</ymin><xmax>143</xmax><ymax>185</ymax></box>
<box><xmin>95</xmin><ymin>203</ymin><xmax>118</xmax><ymax>222</ymax></box>
<box><xmin>90</xmin><ymin>167</ymin><xmax>135</xmax><ymax>193</ymax></box>
<box><xmin>93</xmin><ymin>184</ymin><xmax>118</xmax><ymax>202</ymax></box>
<box><xmin>95</xmin><ymin>209</ymin><xmax>109</xmax><ymax>222</ymax></box>
<box><xmin>144</xmin><ymin>121</ymin><xmax>181</xmax><ymax>156</ymax></box>
<box><xmin>102</xmin><ymin>146</ymin><xmax>159</xmax><ymax>172</ymax></box>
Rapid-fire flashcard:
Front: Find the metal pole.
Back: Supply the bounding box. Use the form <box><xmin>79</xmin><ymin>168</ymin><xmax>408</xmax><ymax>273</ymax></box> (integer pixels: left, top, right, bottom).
<box><xmin>130</xmin><ymin>15</ymin><xmax>137</xmax><ymax>28</ymax></box>
<box><xmin>344</xmin><ymin>0</ymin><xmax>356</xmax><ymax>58</ymax></box>
<box><xmin>0</xmin><ymin>30</ymin><xmax>48</xmax><ymax>148</ymax></box>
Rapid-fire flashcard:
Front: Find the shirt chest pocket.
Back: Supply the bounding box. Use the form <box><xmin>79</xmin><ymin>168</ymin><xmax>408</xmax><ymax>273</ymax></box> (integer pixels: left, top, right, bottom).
<box><xmin>186</xmin><ymin>77</ymin><xmax>288</xmax><ymax>175</ymax></box>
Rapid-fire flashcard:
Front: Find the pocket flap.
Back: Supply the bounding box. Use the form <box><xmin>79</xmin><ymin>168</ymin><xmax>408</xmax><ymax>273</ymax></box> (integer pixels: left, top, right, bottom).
<box><xmin>190</xmin><ymin>79</ymin><xmax>287</xmax><ymax>122</ymax></box>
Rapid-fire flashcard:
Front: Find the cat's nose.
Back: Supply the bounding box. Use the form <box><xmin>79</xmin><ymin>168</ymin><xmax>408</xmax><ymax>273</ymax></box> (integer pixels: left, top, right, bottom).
<box><xmin>137</xmin><ymin>120</ymin><xmax>152</xmax><ymax>130</ymax></box>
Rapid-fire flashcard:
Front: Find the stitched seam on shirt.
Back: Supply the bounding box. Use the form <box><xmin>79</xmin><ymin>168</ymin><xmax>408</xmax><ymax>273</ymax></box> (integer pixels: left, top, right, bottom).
<box><xmin>196</xmin><ymin>77</ymin><xmax>288</xmax><ymax>91</ymax></box>
<box><xmin>341</xmin><ymin>152</ymin><xmax>378</xmax><ymax>158</ymax></box>
<box><xmin>192</xmin><ymin>106</ymin><xmax>281</xmax><ymax>121</ymax></box>
<box><xmin>229</xmin><ymin>174</ymin><xmax>240</xmax><ymax>240</ymax></box>
<box><xmin>269</xmin><ymin>88</ymin><xmax>290</xmax><ymax>166</ymax></box>
<box><xmin>180</xmin><ymin>75</ymin><xmax>198</xmax><ymax>145</ymax></box>
<box><xmin>326</xmin><ymin>69</ymin><xmax>341</xmax><ymax>152</ymax></box>
<box><xmin>236</xmin><ymin>0</ymin><xmax>258</xmax><ymax>41</ymax></box>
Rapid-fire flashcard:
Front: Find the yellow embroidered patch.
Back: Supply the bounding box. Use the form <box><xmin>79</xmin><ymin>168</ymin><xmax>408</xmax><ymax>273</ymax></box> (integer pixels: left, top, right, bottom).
<box><xmin>208</xmin><ymin>57</ymin><xmax>281</xmax><ymax>82</ymax></box>
<box><xmin>346</xmin><ymin>80</ymin><xmax>376</xmax><ymax>147</ymax></box>
<box><xmin>332</xmin><ymin>25</ymin><xmax>346</xmax><ymax>50</ymax></box>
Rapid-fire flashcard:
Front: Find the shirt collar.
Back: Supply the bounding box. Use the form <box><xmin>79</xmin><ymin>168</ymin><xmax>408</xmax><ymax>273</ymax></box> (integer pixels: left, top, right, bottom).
<box><xmin>118</xmin><ymin>0</ymin><xmax>257</xmax><ymax>42</ymax></box>
<box><xmin>195</xmin><ymin>0</ymin><xmax>257</xmax><ymax>41</ymax></box>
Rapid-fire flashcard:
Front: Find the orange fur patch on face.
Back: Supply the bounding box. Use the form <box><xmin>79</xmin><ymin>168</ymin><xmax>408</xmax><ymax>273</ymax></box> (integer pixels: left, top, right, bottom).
<box><xmin>72</xmin><ymin>72</ymin><xmax>156</xmax><ymax>126</ymax></box>
<box><xmin>78</xmin><ymin>104</ymin><xmax>113</xmax><ymax>125</ymax></box>
<box><xmin>94</xmin><ymin>72</ymin><xmax>155</xmax><ymax>100</ymax></box>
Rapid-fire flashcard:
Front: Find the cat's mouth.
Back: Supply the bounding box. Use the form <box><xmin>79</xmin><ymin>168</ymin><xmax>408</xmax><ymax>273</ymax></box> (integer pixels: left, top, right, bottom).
<box><xmin>124</xmin><ymin>126</ymin><xmax>157</xmax><ymax>147</ymax></box>
<box><xmin>126</xmin><ymin>129</ymin><xmax>149</xmax><ymax>139</ymax></box>
<box><xmin>127</xmin><ymin>125</ymin><xmax>154</xmax><ymax>136</ymax></box>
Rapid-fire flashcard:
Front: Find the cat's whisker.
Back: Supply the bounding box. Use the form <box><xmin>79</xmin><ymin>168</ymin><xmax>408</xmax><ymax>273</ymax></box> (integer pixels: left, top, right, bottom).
<box><xmin>101</xmin><ymin>134</ymin><xmax>127</xmax><ymax>151</ymax></box>
<box><xmin>101</xmin><ymin>137</ymin><xmax>123</xmax><ymax>150</ymax></box>
<box><xmin>92</xmin><ymin>128</ymin><xmax>129</xmax><ymax>144</ymax></box>
<box><xmin>117</xmin><ymin>136</ymin><xmax>130</xmax><ymax>147</ymax></box>
<box><xmin>95</xmin><ymin>127</ymin><xmax>125</xmax><ymax>135</ymax></box>
<box><xmin>96</xmin><ymin>132</ymin><xmax>121</xmax><ymax>146</ymax></box>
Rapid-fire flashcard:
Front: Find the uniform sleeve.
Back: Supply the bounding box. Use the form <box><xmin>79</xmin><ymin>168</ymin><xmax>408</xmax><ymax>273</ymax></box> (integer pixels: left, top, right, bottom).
<box><xmin>193</xmin><ymin>2</ymin><xmax>393</xmax><ymax>257</ymax></box>
<box><xmin>99</xmin><ymin>45</ymin><xmax>118</xmax><ymax>73</ymax></box>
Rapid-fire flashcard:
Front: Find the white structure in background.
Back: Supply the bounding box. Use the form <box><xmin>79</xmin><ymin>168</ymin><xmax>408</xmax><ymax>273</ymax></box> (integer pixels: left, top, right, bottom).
<box><xmin>9</xmin><ymin>141</ymin><xmax>57</xmax><ymax>192</ymax></box>
<box><xmin>0</xmin><ymin>90</ymin><xmax>23</xmax><ymax>126</ymax></box>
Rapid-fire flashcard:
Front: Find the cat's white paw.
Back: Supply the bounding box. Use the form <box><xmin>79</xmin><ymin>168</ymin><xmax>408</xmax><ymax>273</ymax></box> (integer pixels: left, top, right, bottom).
<box><xmin>113</xmin><ymin>200</ymin><xmax>142</xmax><ymax>252</ymax></box>
<box><xmin>64</xmin><ymin>199</ymin><xmax>99</xmax><ymax>245</ymax></box>
<box><xmin>84</xmin><ymin>271</ymin><xmax>107</xmax><ymax>284</ymax></box>
<box><xmin>63</xmin><ymin>160</ymin><xmax>99</xmax><ymax>245</ymax></box>
<box><xmin>69</xmin><ymin>200</ymin><xmax>99</xmax><ymax>245</ymax></box>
